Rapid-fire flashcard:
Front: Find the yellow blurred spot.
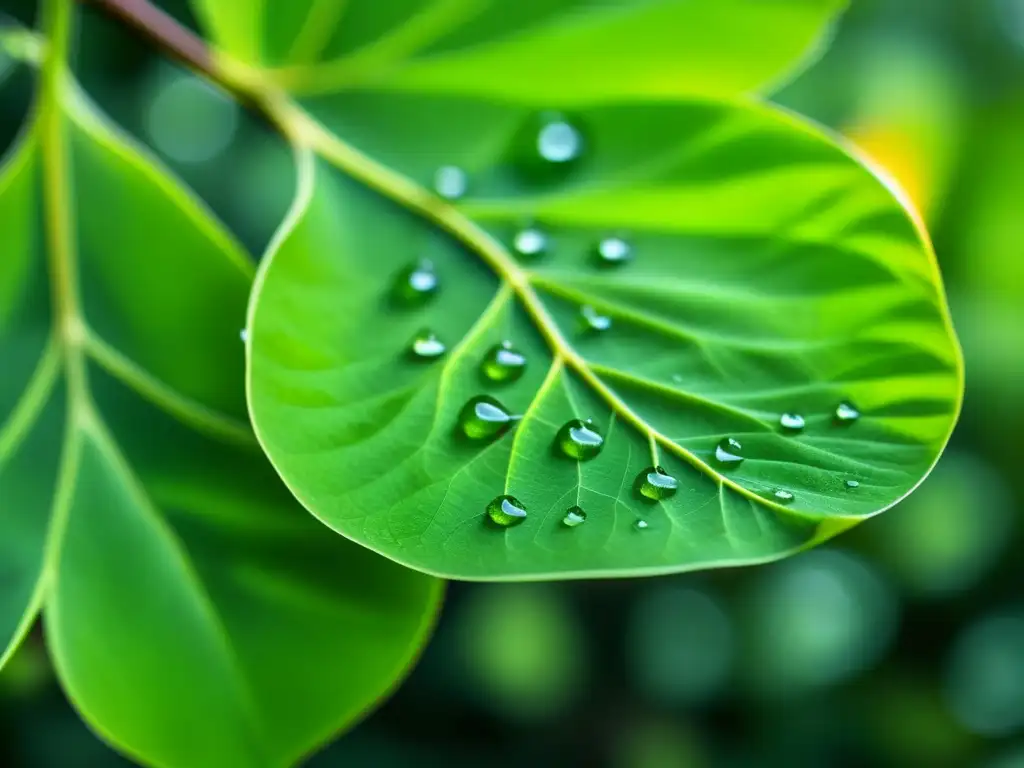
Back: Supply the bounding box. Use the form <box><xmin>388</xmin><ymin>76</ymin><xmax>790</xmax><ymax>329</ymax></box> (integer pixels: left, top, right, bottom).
<box><xmin>845</xmin><ymin>123</ymin><xmax>930</xmax><ymax>217</ymax></box>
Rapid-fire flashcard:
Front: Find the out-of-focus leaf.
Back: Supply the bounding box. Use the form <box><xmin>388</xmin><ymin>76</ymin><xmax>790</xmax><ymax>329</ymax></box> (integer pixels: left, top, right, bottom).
<box><xmin>0</xmin><ymin>45</ymin><xmax>440</xmax><ymax>768</ymax></box>
<box><xmin>193</xmin><ymin>0</ymin><xmax>848</xmax><ymax>99</ymax></box>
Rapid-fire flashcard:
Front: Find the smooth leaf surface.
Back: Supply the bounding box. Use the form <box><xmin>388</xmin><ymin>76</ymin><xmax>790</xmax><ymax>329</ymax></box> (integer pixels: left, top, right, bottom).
<box><xmin>194</xmin><ymin>0</ymin><xmax>846</xmax><ymax>99</ymax></box>
<box><xmin>0</xmin><ymin>47</ymin><xmax>440</xmax><ymax>768</ymax></box>
<box><xmin>245</xmin><ymin>86</ymin><xmax>962</xmax><ymax>578</ymax></box>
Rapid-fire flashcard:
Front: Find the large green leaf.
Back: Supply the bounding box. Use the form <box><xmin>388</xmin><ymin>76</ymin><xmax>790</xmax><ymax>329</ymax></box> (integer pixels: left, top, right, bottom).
<box><xmin>0</xmin><ymin>16</ymin><xmax>440</xmax><ymax>768</ymax></box>
<box><xmin>195</xmin><ymin>0</ymin><xmax>847</xmax><ymax>99</ymax></box>
<box><xmin>236</xmin><ymin>12</ymin><xmax>962</xmax><ymax>581</ymax></box>
<box><xmin>245</xmin><ymin>92</ymin><xmax>961</xmax><ymax>580</ymax></box>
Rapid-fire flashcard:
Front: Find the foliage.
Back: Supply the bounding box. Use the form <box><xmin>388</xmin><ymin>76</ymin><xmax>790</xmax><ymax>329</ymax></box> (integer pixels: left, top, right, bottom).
<box><xmin>0</xmin><ymin>0</ymin><xmax>961</xmax><ymax>765</ymax></box>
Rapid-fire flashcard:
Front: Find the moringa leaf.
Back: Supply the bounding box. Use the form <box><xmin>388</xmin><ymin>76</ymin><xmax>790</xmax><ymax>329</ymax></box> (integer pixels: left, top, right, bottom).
<box><xmin>0</xmin><ymin>45</ymin><xmax>440</xmax><ymax>768</ymax></box>
<box><xmin>193</xmin><ymin>0</ymin><xmax>847</xmax><ymax>99</ymax></box>
<box><xmin>243</xmin><ymin>87</ymin><xmax>962</xmax><ymax>578</ymax></box>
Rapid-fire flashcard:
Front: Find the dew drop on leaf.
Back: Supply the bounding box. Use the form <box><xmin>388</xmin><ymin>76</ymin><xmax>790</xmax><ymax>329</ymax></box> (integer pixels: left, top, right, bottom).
<box><xmin>834</xmin><ymin>401</ymin><xmax>861</xmax><ymax>424</ymax></box>
<box><xmin>458</xmin><ymin>395</ymin><xmax>516</xmax><ymax>441</ymax></box>
<box><xmin>714</xmin><ymin>437</ymin><xmax>744</xmax><ymax>468</ymax></box>
<box><xmin>562</xmin><ymin>506</ymin><xmax>587</xmax><ymax>528</ymax></box>
<box><xmin>845</xmin><ymin>479</ymin><xmax>860</xmax><ymax>490</ymax></box>
<box><xmin>487</xmin><ymin>495</ymin><xmax>528</xmax><ymax>527</ymax></box>
<box><xmin>408</xmin><ymin>329</ymin><xmax>446</xmax><ymax>360</ymax></box>
<box><xmin>634</xmin><ymin>519</ymin><xmax>650</xmax><ymax>531</ymax></box>
<box><xmin>239</xmin><ymin>328</ymin><xmax>248</xmax><ymax>343</ymax></box>
<box><xmin>779</xmin><ymin>413</ymin><xmax>805</xmax><ymax>432</ymax></box>
<box><xmin>480</xmin><ymin>341</ymin><xmax>527</xmax><ymax>384</ymax></box>
<box><xmin>556</xmin><ymin>419</ymin><xmax>604</xmax><ymax>460</ymax></box>
<box><xmin>595</xmin><ymin>236</ymin><xmax>631</xmax><ymax>266</ymax></box>
<box><xmin>773</xmin><ymin>489</ymin><xmax>795</xmax><ymax>504</ymax></box>
<box><xmin>537</xmin><ymin>116</ymin><xmax>583</xmax><ymax>164</ymax></box>
<box><xmin>391</xmin><ymin>258</ymin><xmax>438</xmax><ymax>305</ymax></box>
<box><xmin>638</xmin><ymin>466</ymin><xmax>679</xmax><ymax>501</ymax></box>
<box><xmin>580</xmin><ymin>305</ymin><xmax>612</xmax><ymax>332</ymax></box>
<box><xmin>433</xmin><ymin>165</ymin><xmax>468</xmax><ymax>200</ymax></box>
<box><xmin>513</xmin><ymin>227</ymin><xmax>547</xmax><ymax>259</ymax></box>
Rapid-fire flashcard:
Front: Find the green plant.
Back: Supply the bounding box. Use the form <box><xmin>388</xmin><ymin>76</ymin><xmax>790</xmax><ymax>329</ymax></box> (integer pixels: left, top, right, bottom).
<box><xmin>0</xmin><ymin>0</ymin><xmax>962</xmax><ymax>765</ymax></box>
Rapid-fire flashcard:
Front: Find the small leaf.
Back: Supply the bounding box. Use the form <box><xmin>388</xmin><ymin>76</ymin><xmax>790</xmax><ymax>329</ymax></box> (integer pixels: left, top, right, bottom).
<box><xmin>192</xmin><ymin>0</ymin><xmax>847</xmax><ymax>98</ymax></box>
<box><xmin>0</xmin><ymin>65</ymin><xmax>440</xmax><ymax>767</ymax></box>
<box><xmin>246</xmin><ymin>92</ymin><xmax>962</xmax><ymax>580</ymax></box>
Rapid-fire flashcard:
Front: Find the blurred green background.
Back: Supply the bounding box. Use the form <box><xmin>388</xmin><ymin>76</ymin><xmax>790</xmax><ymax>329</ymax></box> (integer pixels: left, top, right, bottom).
<box><xmin>0</xmin><ymin>0</ymin><xmax>1021</xmax><ymax>766</ymax></box>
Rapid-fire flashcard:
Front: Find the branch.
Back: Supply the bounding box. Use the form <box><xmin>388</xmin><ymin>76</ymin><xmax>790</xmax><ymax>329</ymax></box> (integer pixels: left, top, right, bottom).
<box><xmin>80</xmin><ymin>0</ymin><xmax>280</xmax><ymax>126</ymax></box>
<box><xmin>81</xmin><ymin>0</ymin><xmax>214</xmax><ymax>77</ymax></box>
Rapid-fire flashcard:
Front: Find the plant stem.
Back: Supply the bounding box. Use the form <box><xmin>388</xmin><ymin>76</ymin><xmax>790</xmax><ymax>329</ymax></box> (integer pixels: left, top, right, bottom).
<box><xmin>81</xmin><ymin>0</ymin><xmax>213</xmax><ymax>78</ymax></box>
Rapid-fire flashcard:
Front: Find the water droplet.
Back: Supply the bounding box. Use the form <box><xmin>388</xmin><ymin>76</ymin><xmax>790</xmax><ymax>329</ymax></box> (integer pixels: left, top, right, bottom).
<box><xmin>239</xmin><ymin>328</ymin><xmax>248</xmax><ymax>343</ymax></box>
<box><xmin>671</xmin><ymin>374</ymin><xmax>683</xmax><ymax>384</ymax></box>
<box><xmin>596</xmin><ymin>236</ymin><xmax>631</xmax><ymax>266</ymax></box>
<box><xmin>773</xmin><ymin>489</ymin><xmax>795</xmax><ymax>504</ymax></box>
<box><xmin>434</xmin><ymin>165</ymin><xmax>467</xmax><ymax>200</ymax></box>
<box><xmin>408</xmin><ymin>329</ymin><xmax>446</xmax><ymax>360</ymax></box>
<box><xmin>562</xmin><ymin>506</ymin><xmax>587</xmax><ymax>528</ymax></box>
<box><xmin>513</xmin><ymin>227</ymin><xmax>547</xmax><ymax>259</ymax></box>
<box><xmin>580</xmin><ymin>305</ymin><xmax>612</xmax><ymax>332</ymax></box>
<box><xmin>845</xmin><ymin>479</ymin><xmax>860</xmax><ymax>490</ymax></box>
<box><xmin>556</xmin><ymin>419</ymin><xmax>604</xmax><ymax>460</ymax></box>
<box><xmin>458</xmin><ymin>395</ymin><xmax>515</xmax><ymax>441</ymax></box>
<box><xmin>480</xmin><ymin>341</ymin><xmax>527</xmax><ymax>384</ymax></box>
<box><xmin>487</xmin><ymin>495</ymin><xmax>527</xmax><ymax>527</ymax></box>
<box><xmin>537</xmin><ymin>117</ymin><xmax>582</xmax><ymax>164</ymax></box>
<box><xmin>714</xmin><ymin>438</ymin><xmax>744</xmax><ymax>468</ymax></box>
<box><xmin>835</xmin><ymin>401</ymin><xmax>861</xmax><ymax>424</ymax></box>
<box><xmin>638</xmin><ymin>466</ymin><xmax>679</xmax><ymax>501</ymax></box>
<box><xmin>391</xmin><ymin>259</ymin><xmax>438</xmax><ymax>305</ymax></box>
<box><xmin>780</xmin><ymin>413</ymin><xmax>805</xmax><ymax>432</ymax></box>
<box><xmin>635</xmin><ymin>519</ymin><xmax>650</xmax><ymax>530</ymax></box>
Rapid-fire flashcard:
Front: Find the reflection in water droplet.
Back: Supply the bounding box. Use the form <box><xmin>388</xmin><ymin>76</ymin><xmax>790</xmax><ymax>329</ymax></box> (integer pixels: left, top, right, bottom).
<box><xmin>835</xmin><ymin>401</ymin><xmax>861</xmax><ymax>424</ymax></box>
<box><xmin>845</xmin><ymin>479</ymin><xmax>860</xmax><ymax>490</ymax></box>
<box><xmin>408</xmin><ymin>329</ymin><xmax>446</xmax><ymax>360</ymax></box>
<box><xmin>714</xmin><ymin>438</ymin><xmax>744</xmax><ymax>468</ymax></box>
<box><xmin>635</xmin><ymin>519</ymin><xmax>650</xmax><ymax>530</ymax></box>
<box><xmin>562</xmin><ymin>506</ymin><xmax>587</xmax><ymax>528</ymax></box>
<box><xmin>537</xmin><ymin>117</ymin><xmax>582</xmax><ymax>164</ymax></box>
<box><xmin>480</xmin><ymin>341</ymin><xmax>527</xmax><ymax>384</ymax></box>
<box><xmin>556</xmin><ymin>419</ymin><xmax>604</xmax><ymax>460</ymax></box>
<box><xmin>780</xmin><ymin>413</ymin><xmax>805</xmax><ymax>433</ymax></box>
<box><xmin>239</xmin><ymin>329</ymin><xmax>248</xmax><ymax>343</ymax></box>
<box><xmin>638</xmin><ymin>466</ymin><xmax>679</xmax><ymax>501</ymax></box>
<box><xmin>391</xmin><ymin>259</ymin><xmax>438</xmax><ymax>304</ymax></box>
<box><xmin>434</xmin><ymin>165</ymin><xmax>468</xmax><ymax>200</ymax></box>
<box><xmin>487</xmin><ymin>495</ymin><xmax>528</xmax><ymax>527</ymax></box>
<box><xmin>580</xmin><ymin>305</ymin><xmax>612</xmax><ymax>332</ymax></box>
<box><xmin>773</xmin><ymin>489</ymin><xmax>795</xmax><ymax>504</ymax></box>
<box><xmin>596</xmin><ymin>236</ymin><xmax>631</xmax><ymax>266</ymax></box>
<box><xmin>513</xmin><ymin>227</ymin><xmax>547</xmax><ymax>259</ymax></box>
<box><xmin>459</xmin><ymin>395</ymin><xmax>516</xmax><ymax>441</ymax></box>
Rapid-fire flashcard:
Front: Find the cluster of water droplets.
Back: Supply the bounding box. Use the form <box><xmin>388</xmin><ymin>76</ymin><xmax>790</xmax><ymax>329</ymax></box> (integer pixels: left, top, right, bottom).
<box><xmin>705</xmin><ymin>401</ymin><xmax>865</xmax><ymax>505</ymax></box>
<box><xmin>404</xmin><ymin>114</ymin><xmax>867</xmax><ymax>532</ymax></box>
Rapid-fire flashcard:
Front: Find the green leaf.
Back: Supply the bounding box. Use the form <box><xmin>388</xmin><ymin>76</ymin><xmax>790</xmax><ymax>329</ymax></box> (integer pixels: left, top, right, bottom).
<box><xmin>245</xmin><ymin>85</ymin><xmax>962</xmax><ymax>579</ymax></box>
<box><xmin>0</xmin><ymin>44</ymin><xmax>440</xmax><ymax>768</ymax></box>
<box><xmin>193</xmin><ymin>0</ymin><xmax>847</xmax><ymax>98</ymax></box>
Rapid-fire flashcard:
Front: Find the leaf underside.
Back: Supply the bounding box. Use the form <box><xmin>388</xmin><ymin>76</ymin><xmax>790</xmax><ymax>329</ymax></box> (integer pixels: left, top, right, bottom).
<box><xmin>215</xmin><ymin>0</ymin><xmax>964</xmax><ymax>580</ymax></box>
<box><xmin>0</xmin><ymin>57</ymin><xmax>440</xmax><ymax>768</ymax></box>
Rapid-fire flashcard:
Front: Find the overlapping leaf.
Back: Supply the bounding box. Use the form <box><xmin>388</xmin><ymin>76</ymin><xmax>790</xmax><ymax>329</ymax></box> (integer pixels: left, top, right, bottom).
<box><xmin>220</xmin><ymin>2</ymin><xmax>963</xmax><ymax>579</ymax></box>
<box><xmin>0</xmin><ymin>46</ymin><xmax>440</xmax><ymax>768</ymax></box>
<box><xmin>193</xmin><ymin>0</ymin><xmax>848</xmax><ymax>99</ymax></box>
